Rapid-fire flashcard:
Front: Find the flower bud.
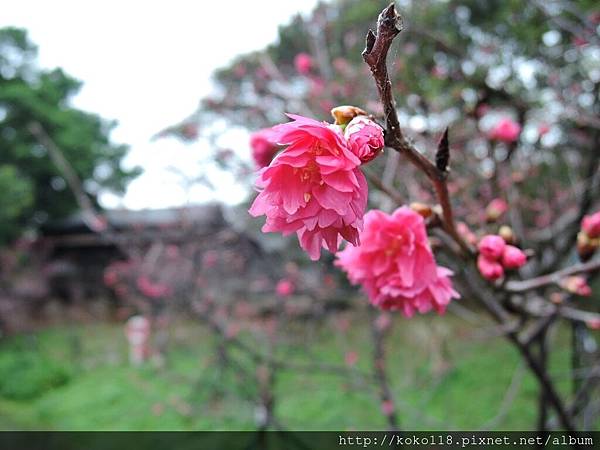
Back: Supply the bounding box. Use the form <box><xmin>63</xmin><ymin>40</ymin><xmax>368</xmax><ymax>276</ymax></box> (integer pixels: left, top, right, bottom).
<box><xmin>344</xmin><ymin>116</ymin><xmax>384</xmax><ymax>163</ymax></box>
<box><xmin>587</xmin><ymin>318</ymin><xmax>600</xmax><ymax>330</ymax></box>
<box><xmin>330</xmin><ymin>105</ymin><xmax>367</xmax><ymax>125</ymax></box>
<box><xmin>577</xmin><ymin>231</ymin><xmax>596</xmax><ymax>261</ymax></box>
<box><xmin>477</xmin><ymin>254</ymin><xmax>504</xmax><ymax>280</ymax></box>
<box><xmin>478</xmin><ymin>235</ymin><xmax>506</xmax><ymax>260</ymax></box>
<box><xmin>560</xmin><ymin>276</ymin><xmax>592</xmax><ymax>297</ymax></box>
<box><xmin>498</xmin><ymin>225</ymin><xmax>515</xmax><ymax>244</ymax></box>
<box><xmin>485</xmin><ymin>198</ymin><xmax>508</xmax><ymax>222</ymax></box>
<box><xmin>501</xmin><ymin>245</ymin><xmax>527</xmax><ymax>269</ymax></box>
<box><xmin>409</xmin><ymin>202</ymin><xmax>433</xmax><ymax>219</ymax></box>
<box><xmin>582</xmin><ymin>211</ymin><xmax>600</xmax><ymax>239</ymax></box>
<box><xmin>457</xmin><ymin>221</ymin><xmax>478</xmax><ymax>246</ymax></box>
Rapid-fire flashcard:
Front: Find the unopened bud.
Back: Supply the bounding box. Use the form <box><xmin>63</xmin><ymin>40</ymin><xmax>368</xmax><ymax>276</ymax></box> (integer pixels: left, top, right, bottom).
<box><xmin>498</xmin><ymin>225</ymin><xmax>515</xmax><ymax>244</ymax></box>
<box><xmin>485</xmin><ymin>198</ymin><xmax>508</xmax><ymax>222</ymax></box>
<box><xmin>560</xmin><ymin>276</ymin><xmax>592</xmax><ymax>297</ymax></box>
<box><xmin>410</xmin><ymin>202</ymin><xmax>433</xmax><ymax>218</ymax></box>
<box><xmin>331</xmin><ymin>105</ymin><xmax>367</xmax><ymax>126</ymax></box>
<box><xmin>577</xmin><ymin>231</ymin><xmax>596</xmax><ymax>261</ymax></box>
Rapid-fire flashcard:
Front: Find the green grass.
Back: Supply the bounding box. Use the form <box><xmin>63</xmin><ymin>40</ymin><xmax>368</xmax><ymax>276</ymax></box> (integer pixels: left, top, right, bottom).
<box><xmin>0</xmin><ymin>312</ymin><xmax>590</xmax><ymax>430</ymax></box>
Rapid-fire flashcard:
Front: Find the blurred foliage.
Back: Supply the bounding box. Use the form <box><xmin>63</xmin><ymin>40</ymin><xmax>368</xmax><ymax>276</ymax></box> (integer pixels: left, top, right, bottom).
<box><xmin>0</xmin><ymin>28</ymin><xmax>140</xmax><ymax>243</ymax></box>
<box><xmin>0</xmin><ymin>347</ymin><xmax>71</xmax><ymax>401</ymax></box>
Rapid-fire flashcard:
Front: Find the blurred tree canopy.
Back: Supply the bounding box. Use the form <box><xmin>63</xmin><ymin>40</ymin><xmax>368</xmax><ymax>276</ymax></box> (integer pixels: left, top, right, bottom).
<box><xmin>173</xmin><ymin>0</ymin><xmax>598</xmax><ymax>241</ymax></box>
<box><xmin>0</xmin><ymin>28</ymin><xmax>140</xmax><ymax>243</ymax></box>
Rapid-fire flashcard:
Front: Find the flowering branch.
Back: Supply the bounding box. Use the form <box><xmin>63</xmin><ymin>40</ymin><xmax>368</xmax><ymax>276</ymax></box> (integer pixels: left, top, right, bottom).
<box><xmin>362</xmin><ymin>4</ymin><xmax>473</xmax><ymax>256</ymax></box>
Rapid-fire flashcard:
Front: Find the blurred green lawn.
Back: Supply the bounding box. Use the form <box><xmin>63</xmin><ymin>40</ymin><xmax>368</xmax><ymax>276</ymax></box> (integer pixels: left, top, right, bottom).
<box><xmin>0</xmin><ymin>312</ymin><xmax>586</xmax><ymax>430</ymax></box>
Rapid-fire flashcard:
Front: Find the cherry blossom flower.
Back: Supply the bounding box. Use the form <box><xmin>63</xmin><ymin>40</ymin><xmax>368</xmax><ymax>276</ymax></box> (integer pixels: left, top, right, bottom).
<box><xmin>275</xmin><ymin>279</ymin><xmax>295</xmax><ymax>297</ymax></box>
<box><xmin>249</xmin><ymin>114</ymin><xmax>367</xmax><ymax>260</ymax></box>
<box><xmin>485</xmin><ymin>198</ymin><xmax>508</xmax><ymax>221</ymax></box>
<box><xmin>488</xmin><ymin>118</ymin><xmax>521</xmax><ymax>143</ymax></box>
<box><xmin>294</xmin><ymin>53</ymin><xmax>313</xmax><ymax>74</ymax></box>
<box><xmin>335</xmin><ymin>207</ymin><xmax>459</xmax><ymax>317</ymax></box>
<box><xmin>560</xmin><ymin>276</ymin><xmax>592</xmax><ymax>297</ymax></box>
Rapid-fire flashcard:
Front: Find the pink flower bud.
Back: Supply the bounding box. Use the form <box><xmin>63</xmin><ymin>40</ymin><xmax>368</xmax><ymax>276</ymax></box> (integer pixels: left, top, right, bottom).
<box><xmin>294</xmin><ymin>52</ymin><xmax>312</xmax><ymax>74</ymax></box>
<box><xmin>560</xmin><ymin>276</ymin><xmax>592</xmax><ymax>297</ymax></box>
<box><xmin>276</xmin><ymin>279</ymin><xmax>295</xmax><ymax>297</ymax></box>
<box><xmin>488</xmin><ymin>118</ymin><xmax>521</xmax><ymax>143</ymax></box>
<box><xmin>250</xmin><ymin>128</ymin><xmax>279</xmax><ymax>168</ymax></box>
<box><xmin>582</xmin><ymin>211</ymin><xmax>600</xmax><ymax>239</ymax></box>
<box><xmin>501</xmin><ymin>245</ymin><xmax>527</xmax><ymax>269</ymax></box>
<box><xmin>457</xmin><ymin>221</ymin><xmax>478</xmax><ymax>246</ymax></box>
<box><xmin>587</xmin><ymin>318</ymin><xmax>600</xmax><ymax>330</ymax></box>
<box><xmin>478</xmin><ymin>235</ymin><xmax>506</xmax><ymax>260</ymax></box>
<box><xmin>477</xmin><ymin>255</ymin><xmax>504</xmax><ymax>280</ymax></box>
<box><xmin>344</xmin><ymin>116</ymin><xmax>384</xmax><ymax>163</ymax></box>
<box><xmin>485</xmin><ymin>198</ymin><xmax>508</xmax><ymax>221</ymax></box>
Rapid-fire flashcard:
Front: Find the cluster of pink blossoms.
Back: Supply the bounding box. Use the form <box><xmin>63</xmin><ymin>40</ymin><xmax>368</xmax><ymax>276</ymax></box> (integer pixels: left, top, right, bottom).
<box><xmin>335</xmin><ymin>208</ymin><xmax>460</xmax><ymax>317</ymax></box>
<box><xmin>249</xmin><ymin>113</ymin><xmax>383</xmax><ymax>260</ymax></box>
<box><xmin>477</xmin><ymin>234</ymin><xmax>527</xmax><ymax>280</ymax></box>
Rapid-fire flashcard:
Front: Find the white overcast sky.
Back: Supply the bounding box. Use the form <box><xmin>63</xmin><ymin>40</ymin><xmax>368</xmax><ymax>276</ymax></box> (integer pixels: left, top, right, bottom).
<box><xmin>1</xmin><ymin>1</ymin><xmax>318</xmax><ymax>210</ymax></box>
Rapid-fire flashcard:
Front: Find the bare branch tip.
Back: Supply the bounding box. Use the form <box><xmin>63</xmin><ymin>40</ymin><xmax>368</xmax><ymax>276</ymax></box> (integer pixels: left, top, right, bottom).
<box><xmin>380</xmin><ymin>3</ymin><xmax>403</xmax><ymax>34</ymax></box>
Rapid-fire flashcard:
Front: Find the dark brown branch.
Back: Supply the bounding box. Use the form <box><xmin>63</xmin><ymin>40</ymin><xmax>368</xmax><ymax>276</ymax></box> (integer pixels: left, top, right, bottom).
<box><xmin>362</xmin><ymin>4</ymin><xmax>473</xmax><ymax>256</ymax></box>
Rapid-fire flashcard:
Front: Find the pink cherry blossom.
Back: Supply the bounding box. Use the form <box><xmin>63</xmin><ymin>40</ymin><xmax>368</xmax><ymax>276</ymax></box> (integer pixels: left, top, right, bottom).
<box><xmin>561</xmin><ymin>276</ymin><xmax>592</xmax><ymax>297</ymax></box>
<box><xmin>478</xmin><ymin>235</ymin><xmax>506</xmax><ymax>260</ymax></box>
<box><xmin>294</xmin><ymin>52</ymin><xmax>313</xmax><ymax>74</ymax></box>
<box><xmin>344</xmin><ymin>116</ymin><xmax>384</xmax><ymax>163</ymax></box>
<box><xmin>501</xmin><ymin>245</ymin><xmax>527</xmax><ymax>269</ymax></box>
<box><xmin>136</xmin><ymin>275</ymin><xmax>171</xmax><ymax>299</ymax></box>
<box><xmin>485</xmin><ymin>198</ymin><xmax>508</xmax><ymax>221</ymax></box>
<box><xmin>477</xmin><ymin>255</ymin><xmax>504</xmax><ymax>280</ymax></box>
<box><xmin>587</xmin><ymin>318</ymin><xmax>600</xmax><ymax>330</ymax></box>
<box><xmin>488</xmin><ymin>118</ymin><xmax>521</xmax><ymax>143</ymax></box>
<box><xmin>335</xmin><ymin>207</ymin><xmax>459</xmax><ymax>317</ymax></box>
<box><xmin>250</xmin><ymin>128</ymin><xmax>279</xmax><ymax>168</ymax></box>
<box><xmin>582</xmin><ymin>211</ymin><xmax>600</xmax><ymax>238</ymax></box>
<box><xmin>276</xmin><ymin>278</ymin><xmax>295</xmax><ymax>297</ymax></box>
<box><xmin>249</xmin><ymin>114</ymin><xmax>367</xmax><ymax>260</ymax></box>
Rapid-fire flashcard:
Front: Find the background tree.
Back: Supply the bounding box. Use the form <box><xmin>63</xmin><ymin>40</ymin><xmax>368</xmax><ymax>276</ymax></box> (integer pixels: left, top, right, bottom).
<box><xmin>0</xmin><ymin>27</ymin><xmax>140</xmax><ymax>243</ymax></box>
<box><xmin>164</xmin><ymin>0</ymin><xmax>600</xmax><ymax>431</ymax></box>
